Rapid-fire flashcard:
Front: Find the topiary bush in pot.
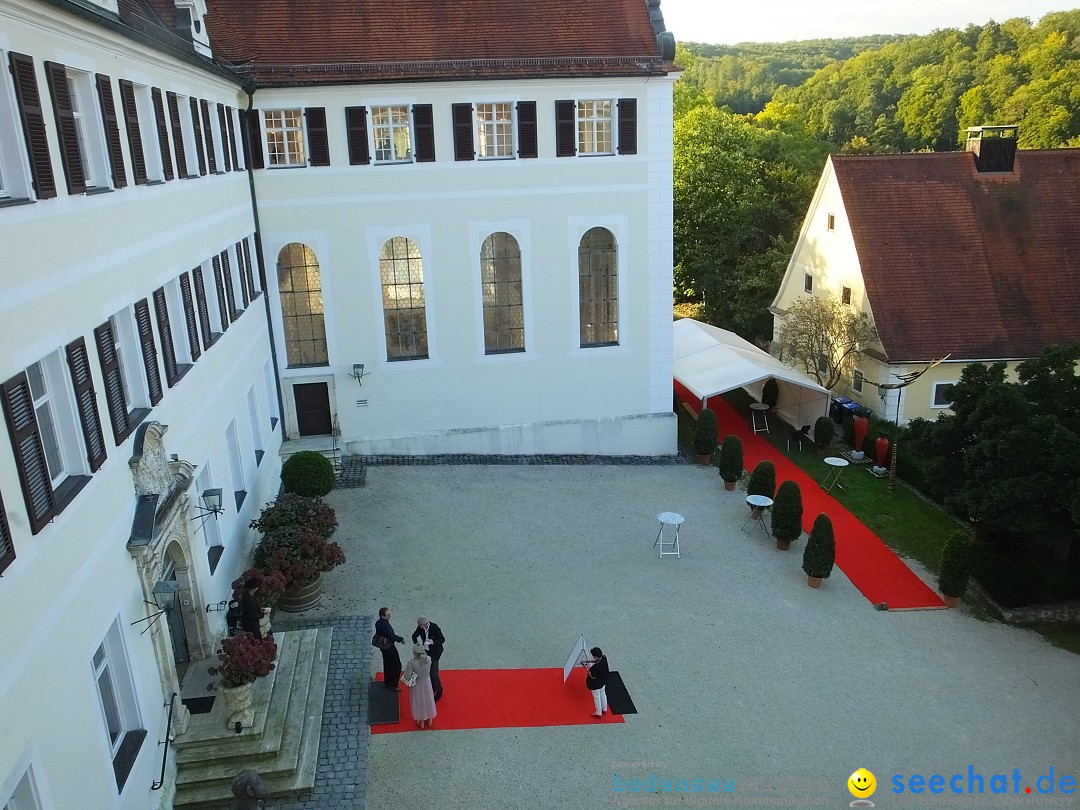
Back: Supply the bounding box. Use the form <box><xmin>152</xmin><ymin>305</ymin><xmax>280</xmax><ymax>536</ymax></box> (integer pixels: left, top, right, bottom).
<box><xmin>938</xmin><ymin>530</ymin><xmax>973</xmax><ymax>607</ymax></box>
<box><xmin>717</xmin><ymin>434</ymin><xmax>743</xmax><ymax>490</ymax></box>
<box><xmin>280</xmin><ymin>450</ymin><xmax>336</xmax><ymax>497</ymax></box>
<box><xmin>746</xmin><ymin>460</ymin><xmax>776</xmax><ymax>500</ymax></box>
<box><xmin>802</xmin><ymin>514</ymin><xmax>836</xmax><ymax>587</ymax></box>
<box><xmin>693</xmin><ymin>407</ymin><xmax>719</xmax><ymax>462</ymax></box>
<box><xmin>813</xmin><ymin>416</ymin><xmax>835</xmax><ymax>450</ymax></box>
<box><xmin>770</xmin><ymin>480</ymin><xmax>803</xmax><ymax>550</ymax></box>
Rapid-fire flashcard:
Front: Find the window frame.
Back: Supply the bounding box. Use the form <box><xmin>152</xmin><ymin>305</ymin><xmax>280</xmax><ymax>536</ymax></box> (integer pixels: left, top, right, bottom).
<box><xmin>0</xmin><ymin>50</ymin><xmax>34</xmax><ymax>201</ymax></box>
<box><xmin>852</xmin><ymin>368</ymin><xmax>865</xmax><ymax>395</ymax></box>
<box><xmin>842</xmin><ymin>286</ymin><xmax>852</xmax><ymax>306</ymax></box>
<box><xmin>932</xmin><ymin>381</ymin><xmax>957</xmax><ymax>409</ymax></box>
<box><xmin>370</xmin><ymin>105</ymin><xmax>413</xmax><ymax>164</ymax></box>
<box><xmin>170</xmin><ymin>92</ymin><xmax>199</xmax><ymax>178</ymax></box>
<box><xmin>276</xmin><ymin>243</ymin><xmax>330</xmax><ymax>367</ymax></box>
<box><xmin>475</xmin><ymin>102</ymin><xmax>515</xmax><ymax>160</ymax></box>
<box><xmin>262</xmin><ymin>108</ymin><xmax>306</xmax><ymax>167</ymax></box>
<box><xmin>90</xmin><ymin>618</ymin><xmax>146</xmax><ymax>792</ymax></box>
<box><xmin>108</xmin><ymin>308</ymin><xmax>151</xmax><ymax>412</ymax></box>
<box><xmin>576</xmin><ymin>99</ymin><xmax>614</xmax><ymax>156</ymax></box>
<box><xmin>577</xmin><ymin>226</ymin><xmax>619</xmax><ymax>348</ymax></box>
<box><xmin>827</xmin><ymin>213</ymin><xmax>836</xmax><ymax>231</ymax></box>
<box><xmin>480</xmin><ymin>232</ymin><xmax>525</xmax><ymax>354</ymax></box>
<box><xmin>225</xmin><ymin>419</ymin><xmax>246</xmax><ymax>510</ymax></box>
<box><xmin>131</xmin><ymin>83</ymin><xmax>165</xmax><ymax>182</ymax></box>
<box><xmin>2</xmin><ymin>765</ymin><xmax>44</xmax><ymax>810</ymax></box>
<box><xmin>379</xmin><ymin>236</ymin><xmax>429</xmax><ymax>360</ymax></box>
<box><xmin>804</xmin><ymin>273</ymin><xmax>814</xmax><ymax>294</ymax></box>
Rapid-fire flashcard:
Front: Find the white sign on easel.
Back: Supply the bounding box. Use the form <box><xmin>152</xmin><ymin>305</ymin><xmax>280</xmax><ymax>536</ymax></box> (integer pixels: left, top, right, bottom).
<box><xmin>562</xmin><ymin>633</ymin><xmax>590</xmax><ymax>682</ymax></box>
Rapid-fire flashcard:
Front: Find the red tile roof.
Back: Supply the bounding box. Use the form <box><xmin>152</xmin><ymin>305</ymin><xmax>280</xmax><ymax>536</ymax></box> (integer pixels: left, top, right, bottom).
<box><xmin>202</xmin><ymin>0</ymin><xmax>672</xmax><ymax>85</ymax></box>
<box><xmin>832</xmin><ymin>149</ymin><xmax>1080</xmax><ymax>363</ymax></box>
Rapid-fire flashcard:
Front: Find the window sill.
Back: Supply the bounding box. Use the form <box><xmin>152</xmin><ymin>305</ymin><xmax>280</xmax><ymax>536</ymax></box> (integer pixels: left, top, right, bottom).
<box><xmin>85</xmin><ymin>186</ymin><xmax>114</xmax><ymax>196</ymax></box>
<box><xmin>53</xmin><ymin>475</ymin><xmax>91</xmax><ymax>516</ymax></box>
<box><xmin>234</xmin><ymin>490</ymin><xmax>247</xmax><ymax>511</ymax></box>
<box><xmin>208</xmin><ymin>332</ymin><xmax>223</xmax><ymax>346</ymax></box>
<box><xmin>146</xmin><ymin>179</ymin><xmax>166</xmax><ymax>187</ymax></box>
<box><xmin>207</xmin><ymin>544</ymin><xmax>225</xmax><ymax>574</ymax></box>
<box><xmin>484</xmin><ymin>348</ymin><xmax>526</xmax><ymax>356</ymax></box>
<box><xmin>126</xmin><ymin>408</ymin><xmax>152</xmax><ymax>437</ymax></box>
<box><xmin>175</xmin><ymin>364</ymin><xmax>193</xmax><ymax>384</ymax></box>
<box><xmin>285</xmin><ymin>363</ymin><xmax>331</xmax><ymax>369</ymax></box>
<box><xmin>255</xmin><ymin>449</ymin><xmax>264</xmax><ymax>466</ymax></box>
<box><xmin>266</xmin><ymin>164</ymin><xmax>308</xmax><ymax>170</ymax></box>
<box><xmin>0</xmin><ymin>196</ymin><xmax>35</xmax><ymax>208</ymax></box>
<box><xmin>112</xmin><ymin>728</ymin><xmax>148</xmax><ymax>792</ymax></box>
<box><xmin>576</xmin><ymin>152</ymin><xmax>615</xmax><ymax>158</ymax></box>
<box><xmin>580</xmin><ymin>342</ymin><xmax>619</xmax><ymax>349</ymax></box>
<box><xmin>270</xmin><ymin>417</ymin><xmax>279</xmax><ymax>430</ymax></box>
<box><xmin>386</xmin><ymin>355</ymin><xmax>429</xmax><ymax>362</ymax></box>
<box><xmin>478</xmin><ymin>155</ymin><xmax>515</xmax><ymax>161</ymax></box>
<box><xmin>374</xmin><ymin>160</ymin><xmax>414</xmax><ymax>166</ymax></box>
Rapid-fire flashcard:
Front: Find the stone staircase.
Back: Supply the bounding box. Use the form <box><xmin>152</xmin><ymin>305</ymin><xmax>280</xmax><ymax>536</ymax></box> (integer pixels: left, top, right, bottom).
<box><xmin>173</xmin><ymin>628</ymin><xmax>333</xmax><ymax>808</ymax></box>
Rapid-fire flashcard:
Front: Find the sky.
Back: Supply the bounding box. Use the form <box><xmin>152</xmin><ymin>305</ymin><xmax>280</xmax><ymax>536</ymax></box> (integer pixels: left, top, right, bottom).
<box><xmin>659</xmin><ymin>0</ymin><xmax>1074</xmax><ymax>45</ymax></box>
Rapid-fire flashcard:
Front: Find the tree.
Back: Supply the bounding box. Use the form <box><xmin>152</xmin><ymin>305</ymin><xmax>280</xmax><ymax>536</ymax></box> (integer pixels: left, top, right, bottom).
<box><xmin>777</xmin><ymin>295</ymin><xmax>879</xmax><ymax>389</ymax></box>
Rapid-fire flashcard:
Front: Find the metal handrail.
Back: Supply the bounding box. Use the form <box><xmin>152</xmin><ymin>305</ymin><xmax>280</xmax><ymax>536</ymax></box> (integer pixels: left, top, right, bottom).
<box><xmin>151</xmin><ymin>692</ymin><xmax>177</xmax><ymax>791</ymax></box>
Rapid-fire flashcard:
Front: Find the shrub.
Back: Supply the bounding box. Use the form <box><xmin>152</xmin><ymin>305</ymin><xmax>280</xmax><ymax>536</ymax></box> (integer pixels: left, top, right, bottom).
<box><xmin>693</xmin><ymin>408</ymin><xmax>719</xmax><ymax>456</ymax></box>
<box><xmin>251</xmin><ymin>495</ymin><xmax>345</xmax><ymax>589</ymax></box>
<box><xmin>231</xmin><ymin>567</ymin><xmax>288</xmax><ymax>608</ymax></box>
<box><xmin>717</xmin><ymin>434</ymin><xmax>744</xmax><ymax>483</ymax></box>
<box><xmin>939</xmin><ymin>530</ymin><xmax>973</xmax><ymax>598</ymax></box>
<box><xmin>210</xmin><ymin>634</ymin><xmax>278</xmax><ymax>688</ymax></box>
<box><xmin>761</xmin><ymin>378</ymin><xmax>779</xmax><ymax>409</ymax></box>
<box><xmin>280</xmin><ymin>451</ymin><xmax>336</xmax><ymax>497</ymax></box>
<box><xmin>813</xmin><ymin>416</ymin><xmax>835</xmax><ymax>448</ymax></box>
<box><xmin>746</xmin><ymin>460</ymin><xmax>776</xmax><ymax>499</ymax></box>
<box><xmin>770</xmin><ymin>481</ymin><xmax>804</xmax><ymax>543</ymax></box>
<box><xmin>802</xmin><ymin>514</ymin><xmax>836</xmax><ymax>579</ymax></box>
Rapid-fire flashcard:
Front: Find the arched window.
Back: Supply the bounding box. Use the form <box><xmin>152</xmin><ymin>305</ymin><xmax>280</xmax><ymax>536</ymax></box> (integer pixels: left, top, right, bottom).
<box><xmin>380</xmin><ymin>237</ymin><xmax>428</xmax><ymax>360</ymax></box>
<box><xmin>578</xmin><ymin>227</ymin><xmax>618</xmax><ymax>347</ymax></box>
<box><xmin>480</xmin><ymin>232</ymin><xmax>524</xmax><ymax>353</ymax></box>
<box><xmin>276</xmin><ymin>243</ymin><xmax>328</xmax><ymax>366</ymax></box>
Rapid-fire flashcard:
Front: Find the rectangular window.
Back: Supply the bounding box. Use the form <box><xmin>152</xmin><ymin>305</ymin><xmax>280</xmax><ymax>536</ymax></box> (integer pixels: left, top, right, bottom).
<box><xmin>263</xmin><ymin>109</ymin><xmax>305</xmax><ymax>166</ymax></box>
<box><xmin>827</xmin><ymin>213</ymin><xmax>836</xmax><ymax>231</ymax></box>
<box><xmin>131</xmin><ymin>84</ymin><xmax>165</xmax><ymax>182</ymax></box>
<box><xmin>195</xmin><ymin>464</ymin><xmax>222</xmax><ymax>568</ymax></box>
<box><xmin>476</xmin><ymin>103</ymin><xmax>513</xmax><ymax>159</ymax></box>
<box><xmin>46</xmin><ymin>64</ymin><xmax>110</xmax><ymax>192</ymax></box>
<box><xmin>2</xmin><ymin>767</ymin><xmax>43</xmax><ymax>810</ymax></box>
<box><xmin>842</xmin><ymin>286</ymin><xmax>852</xmax><ymax>306</ymax></box>
<box><xmin>92</xmin><ymin>618</ymin><xmax>146</xmax><ymax>791</ymax></box>
<box><xmin>577</xmin><ymin>100</ymin><xmax>613</xmax><ymax>156</ymax></box>
<box><xmin>804</xmin><ymin>273</ymin><xmax>813</xmax><ymax>293</ymax></box>
<box><xmin>247</xmin><ymin>387</ymin><xmax>263</xmax><ymax>465</ymax></box>
<box><xmin>167</xmin><ymin>92</ymin><xmax>196</xmax><ymax>178</ymax></box>
<box><xmin>817</xmin><ymin>353</ymin><xmax>829</xmax><ymax>375</ymax></box>
<box><xmin>852</xmin><ymin>368</ymin><xmax>864</xmax><ymax>394</ymax></box>
<box><xmin>108</xmin><ymin>308</ymin><xmax>150</xmax><ymax>412</ymax></box>
<box><xmin>25</xmin><ymin>359</ymin><xmax>67</xmax><ymax>486</ymax></box>
<box><xmin>371</xmin><ymin>106</ymin><xmax>411</xmax><ymax>163</ymax></box>
<box><xmin>225</xmin><ymin>420</ymin><xmax>246</xmax><ymax>510</ymax></box>
<box><xmin>198</xmin><ymin>260</ymin><xmax>224</xmax><ymax>339</ymax></box>
<box><xmin>66</xmin><ymin>74</ymin><xmax>98</xmax><ymax>186</ymax></box>
<box><xmin>932</xmin><ymin>382</ymin><xmax>956</xmax><ymax>408</ymax></box>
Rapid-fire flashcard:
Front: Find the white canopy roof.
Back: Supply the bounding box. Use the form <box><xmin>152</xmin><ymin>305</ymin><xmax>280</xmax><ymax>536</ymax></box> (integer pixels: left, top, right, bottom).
<box><xmin>673</xmin><ymin>318</ymin><xmax>830</xmax><ymax>429</ymax></box>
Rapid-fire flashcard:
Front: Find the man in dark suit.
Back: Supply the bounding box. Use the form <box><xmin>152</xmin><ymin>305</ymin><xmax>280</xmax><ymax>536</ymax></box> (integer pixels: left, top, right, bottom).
<box><xmin>374</xmin><ymin>607</ymin><xmax>404</xmax><ymax>690</ymax></box>
<box><xmin>411</xmin><ymin>615</ymin><xmax>445</xmax><ymax>701</ymax></box>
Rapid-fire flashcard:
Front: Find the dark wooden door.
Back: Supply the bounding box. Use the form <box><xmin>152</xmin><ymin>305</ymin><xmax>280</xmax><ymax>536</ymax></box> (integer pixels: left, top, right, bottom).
<box><xmin>293</xmin><ymin>382</ymin><xmax>332</xmax><ymax>436</ymax></box>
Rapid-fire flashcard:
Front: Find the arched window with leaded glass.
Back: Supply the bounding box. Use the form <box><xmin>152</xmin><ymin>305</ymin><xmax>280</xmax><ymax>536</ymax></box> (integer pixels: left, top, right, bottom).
<box><xmin>276</xmin><ymin>243</ymin><xmax>328</xmax><ymax>366</ymax></box>
<box><xmin>480</xmin><ymin>232</ymin><xmax>524</xmax><ymax>354</ymax></box>
<box><xmin>380</xmin><ymin>237</ymin><xmax>429</xmax><ymax>360</ymax></box>
<box><xmin>578</xmin><ymin>227</ymin><xmax>618</xmax><ymax>347</ymax></box>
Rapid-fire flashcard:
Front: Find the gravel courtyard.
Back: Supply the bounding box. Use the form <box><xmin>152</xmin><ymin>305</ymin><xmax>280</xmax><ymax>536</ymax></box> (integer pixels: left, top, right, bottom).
<box><xmin>312</xmin><ymin>463</ymin><xmax>1080</xmax><ymax>810</ymax></box>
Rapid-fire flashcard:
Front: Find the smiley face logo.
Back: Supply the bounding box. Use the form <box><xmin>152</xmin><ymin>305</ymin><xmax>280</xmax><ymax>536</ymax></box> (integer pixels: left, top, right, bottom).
<box><xmin>848</xmin><ymin>768</ymin><xmax>876</xmax><ymax>798</ymax></box>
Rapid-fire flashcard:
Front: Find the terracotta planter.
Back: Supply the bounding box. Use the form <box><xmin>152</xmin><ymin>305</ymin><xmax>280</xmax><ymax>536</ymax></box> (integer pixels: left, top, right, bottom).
<box><xmin>723</xmin><ymin>480</ymin><xmax>736</xmax><ymax>491</ymax></box>
<box><xmin>807</xmin><ymin>575</ymin><xmax>822</xmax><ymax>588</ymax></box>
<box><xmin>942</xmin><ymin>594</ymin><xmax>960</xmax><ymax>608</ymax></box>
<box><xmin>278</xmin><ymin>574</ymin><xmax>324</xmax><ymax>613</ymax></box>
<box><xmin>220</xmin><ymin>682</ymin><xmax>255</xmax><ymax>730</ymax></box>
<box><xmin>776</xmin><ymin>538</ymin><xmax>791</xmax><ymax>551</ymax></box>
<box><xmin>697</xmin><ymin>453</ymin><xmax>712</xmax><ymax>465</ymax></box>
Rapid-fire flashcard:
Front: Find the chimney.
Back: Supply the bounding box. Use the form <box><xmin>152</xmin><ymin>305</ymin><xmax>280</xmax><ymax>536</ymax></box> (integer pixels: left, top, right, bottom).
<box><xmin>964</xmin><ymin>126</ymin><xmax>1018</xmax><ymax>173</ymax></box>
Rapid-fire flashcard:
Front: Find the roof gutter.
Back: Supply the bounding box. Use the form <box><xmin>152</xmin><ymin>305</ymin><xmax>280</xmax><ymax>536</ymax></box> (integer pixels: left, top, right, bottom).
<box><xmin>33</xmin><ymin>0</ymin><xmax>255</xmax><ymax>92</ymax></box>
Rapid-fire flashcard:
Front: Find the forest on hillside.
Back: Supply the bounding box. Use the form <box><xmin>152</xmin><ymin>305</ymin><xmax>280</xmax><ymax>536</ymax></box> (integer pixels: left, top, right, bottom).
<box><xmin>674</xmin><ymin>10</ymin><xmax>1080</xmax><ymax>343</ymax></box>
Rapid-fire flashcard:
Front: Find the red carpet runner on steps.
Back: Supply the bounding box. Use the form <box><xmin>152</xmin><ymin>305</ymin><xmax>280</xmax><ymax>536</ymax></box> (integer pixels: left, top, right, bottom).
<box><xmin>701</xmin><ymin>396</ymin><xmax>944</xmax><ymax>610</ymax></box>
<box><xmin>371</xmin><ymin>668</ymin><xmax>624</xmax><ymax>733</ymax></box>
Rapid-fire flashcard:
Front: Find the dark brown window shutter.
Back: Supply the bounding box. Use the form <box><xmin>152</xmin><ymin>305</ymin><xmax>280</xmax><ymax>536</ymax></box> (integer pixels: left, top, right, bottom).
<box><xmin>555</xmin><ymin>100</ymin><xmax>576</xmax><ymax>157</ymax></box>
<box><xmin>199</xmin><ymin>99</ymin><xmax>217</xmax><ymax>172</ymax></box>
<box><xmin>153</xmin><ymin>288</ymin><xmax>179</xmax><ymax>388</ymax></box>
<box><xmin>617</xmin><ymin>98</ymin><xmax>637</xmax><ymax>155</ymax></box>
<box><xmin>134</xmin><ymin>299</ymin><xmax>163</xmax><ymax>405</ymax></box>
<box><xmin>344</xmin><ymin>106</ymin><xmax>370</xmax><ymax>166</ymax></box>
<box><xmin>192</xmin><ymin>268</ymin><xmax>215</xmax><ymax>347</ymax></box>
<box><xmin>235</xmin><ymin>243</ymin><xmax>250</xmax><ymax>307</ymax></box>
<box><xmin>190</xmin><ymin>97</ymin><xmax>207</xmax><ymax>175</ymax></box>
<box><xmin>413</xmin><ymin>104</ymin><xmax>435</xmax><ymax>163</ymax></box>
<box><xmin>216</xmin><ymin>104</ymin><xmax>232</xmax><ymax>171</ymax></box>
<box><xmin>225</xmin><ymin>107</ymin><xmax>239</xmax><ymax>170</ymax></box>
<box><xmin>241</xmin><ymin>238</ymin><xmax>257</xmax><ymax>298</ymax></box>
<box><xmin>1</xmin><ymin>372</ymin><xmax>57</xmax><ymax>534</ymax></box>
<box><xmin>117</xmin><ymin>80</ymin><xmax>147</xmax><ymax>185</ymax></box>
<box><xmin>152</xmin><ymin>88</ymin><xmax>174</xmax><ymax>179</ymax></box>
<box><xmin>166</xmin><ymin>92</ymin><xmax>188</xmax><ymax>177</ymax></box>
<box><xmin>9</xmin><ymin>53</ymin><xmax>57</xmax><ymax>199</ymax></box>
<box><xmin>44</xmin><ymin>61</ymin><xmax>87</xmax><ymax>194</ymax></box>
<box><xmin>65</xmin><ymin>337</ymin><xmax>107</xmax><ymax>472</ymax></box>
<box><xmin>95</xmin><ymin>74</ymin><xmax>127</xmax><ymax>189</ymax></box>
<box><xmin>94</xmin><ymin>322</ymin><xmax>130</xmax><ymax>445</ymax></box>
<box><xmin>304</xmin><ymin>107</ymin><xmax>330</xmax><ymax>167</ymax></box>
<box><xmin>220</xmin><ymin>251</ymin><xmax>238</xmax><ymax>320</ymax></box>
<box><xmin>0</xmin><ymin>490</ymin><xmax>14</xmax><ymax>576</ymax></box>
<box><xmin>451</xmin><ymin>103</ymin><xmax>474</xmax><ymax>161</ymax></box>
<box><xmin>516</xmin><ymin>101</ymin><xmax>538</xmax><ymax>158</ymax></box>
<box><xmin>212</xmin><ymin>255</ymin><xmax>230</xmax><ymax>331</ymax></box>
<box><xmin>179</xmin><ymin>273</ymin><xmax>201</xmax><ymax>361</ymax></box>
<box><xmin>243</xmin><ymin>109</ymin><xmax>264</xmax><ymax>169</ymax></box>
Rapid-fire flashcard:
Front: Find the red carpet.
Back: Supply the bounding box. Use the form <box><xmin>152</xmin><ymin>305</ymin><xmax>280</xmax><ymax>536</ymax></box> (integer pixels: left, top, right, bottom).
<box><xmin>370</xmin><ymin>667</ymin><xmax>624</xmax><ymax>733</ymax></box>
<box><xmin>687</xmin><ymin>392</ymin><xmax>943</xmax><ymax>610</ymax></box>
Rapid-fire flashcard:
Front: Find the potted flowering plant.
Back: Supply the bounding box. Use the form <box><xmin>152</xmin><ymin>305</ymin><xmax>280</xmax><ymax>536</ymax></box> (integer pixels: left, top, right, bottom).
<box><xmin>209</xmin><ymin>634</ymin><xmax>278</xmax><ymax>730</ymax></box>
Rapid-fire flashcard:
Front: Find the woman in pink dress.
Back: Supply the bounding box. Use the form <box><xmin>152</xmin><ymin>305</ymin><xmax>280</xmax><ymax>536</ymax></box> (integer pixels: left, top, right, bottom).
<box><xmin>402</xmin><ymin>643</ymin><xmax>437</xmax><ymax>728</ymax></box>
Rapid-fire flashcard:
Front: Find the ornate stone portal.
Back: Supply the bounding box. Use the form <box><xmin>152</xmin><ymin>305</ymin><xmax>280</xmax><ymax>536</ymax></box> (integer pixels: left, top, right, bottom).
<box><xmin>127</xmin><ymin>421</ymin><xmax>214</xmax><ymax>737</ymax></box>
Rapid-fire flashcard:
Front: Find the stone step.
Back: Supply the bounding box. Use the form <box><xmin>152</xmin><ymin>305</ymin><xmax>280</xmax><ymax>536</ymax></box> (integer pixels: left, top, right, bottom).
<box><xmin>175</xmin><ymin>629</ymin><xmax>304</xmax><ymax>762</ymax></box>
<box><xmin>172</xmin><ymin>627</ymin><xmax>332</xmax><ymax>808</ymax></box>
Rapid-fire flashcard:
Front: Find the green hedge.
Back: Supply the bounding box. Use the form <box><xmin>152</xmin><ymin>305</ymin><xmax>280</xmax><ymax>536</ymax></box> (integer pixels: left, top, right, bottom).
<box><xmin>939</xmin><ymin>530</ymin><xmax>973</xmax><ymax>597</ymax></box>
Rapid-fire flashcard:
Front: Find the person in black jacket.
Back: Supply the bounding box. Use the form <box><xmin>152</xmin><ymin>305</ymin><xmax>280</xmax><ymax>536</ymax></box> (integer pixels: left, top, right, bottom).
<box><xmin>411</xmin><ymin>616</ymin><xmax>446</xmax><ymax>701</ymax></box>
<box><xmin>374</xmin><ymin>607</ymin><xmax>404</xmax><ymax>690</ymax></box>
<box><xmin>585</xmin><ymin>646</ymin><xmax>609</xmax><ymax>717</ymax></box>
<box><xmin>238</xmin><ymin>578</ymin><xmax>265</xmax><ymax>639</ymax></box>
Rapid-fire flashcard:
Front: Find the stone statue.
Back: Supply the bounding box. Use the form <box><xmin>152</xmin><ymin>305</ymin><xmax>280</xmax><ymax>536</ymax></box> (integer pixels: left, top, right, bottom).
<box><xmin>231</xmin><ymin>769</ymin><xmax>270</xmax><ymax>809</ymax></box>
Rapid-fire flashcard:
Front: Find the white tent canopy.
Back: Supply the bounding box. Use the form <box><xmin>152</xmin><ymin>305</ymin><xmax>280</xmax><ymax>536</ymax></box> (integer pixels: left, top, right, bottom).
<box><xmin>673</xmin><ymin>318</ymin><xmax>830</xmax><ymax>432</ymax></box>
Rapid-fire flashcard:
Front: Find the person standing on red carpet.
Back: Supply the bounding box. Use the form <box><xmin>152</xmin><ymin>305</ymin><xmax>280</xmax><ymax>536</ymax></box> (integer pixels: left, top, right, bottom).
<box><xmin>402</xmin><ymin>643</ymin><xmax>438</xmax><ymax>728</ymax></box>
<box><xmin>411</xmin><ymin>615</ymin><xmax>445</xmax><ymax>702</ymax></box>
<box><xmin>585</xmin><ymin>647</ymin><xmax>609</xmax><ymax>717</ymax></box>
<box><xmin>374</xmin><ymin>607</ymin><xmax>404</xmax><ymax>691</ymax></box>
